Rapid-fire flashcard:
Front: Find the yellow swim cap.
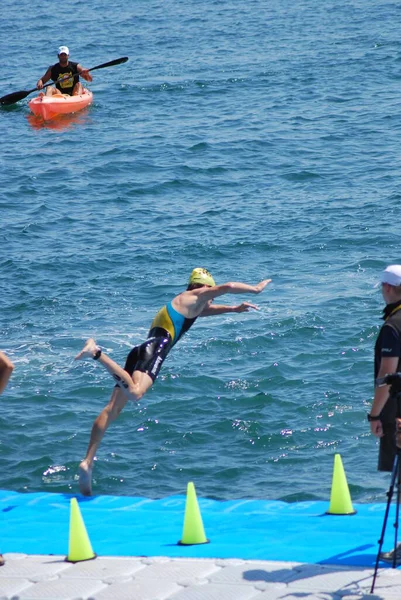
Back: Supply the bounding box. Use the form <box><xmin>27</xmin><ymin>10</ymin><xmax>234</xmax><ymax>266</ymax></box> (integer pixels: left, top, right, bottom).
<box><xmin>188</xmin><ymin>268</ymin><xmax>216</xmax><ymax>287</ymax></box>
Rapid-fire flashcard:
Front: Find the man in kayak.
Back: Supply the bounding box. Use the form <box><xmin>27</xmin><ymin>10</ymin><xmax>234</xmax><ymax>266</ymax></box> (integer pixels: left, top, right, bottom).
<box><xmin>36</xmin><ymin>46</ymin><xmax>92</xmax><ymax>96</ymax></box>
<box><xmin>75</xmin><ymin>268</ymin><xmax>271</xmax><ymax>495</ymax></box>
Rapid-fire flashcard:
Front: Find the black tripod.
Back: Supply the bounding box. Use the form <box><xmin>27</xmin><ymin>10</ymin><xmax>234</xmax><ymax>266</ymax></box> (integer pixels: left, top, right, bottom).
<box><xmin>371</xmin><ymin>376</ymin><xmax>401</xmax><ymax>594</ymax></box>
<box><xmin>371</xmin><ymin>448</ymin><xmax>401</xmax><ymax>593</ymax></box>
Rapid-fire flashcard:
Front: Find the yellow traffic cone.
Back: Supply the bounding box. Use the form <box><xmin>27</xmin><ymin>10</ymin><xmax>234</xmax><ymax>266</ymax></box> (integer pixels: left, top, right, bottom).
<box><xmin>326</xmin><ymin>453</ymin><xmax>357</xmax><ymax>515</ymax></box>
<box><xmin>178</xmin><ymin>482</ymin><xmax>210</xmax><ymax>545</ymax></box>
<box><xmin>65</xmin><ymin>498</ymin><xmax>97</xmax><ymax>562</ymax></box>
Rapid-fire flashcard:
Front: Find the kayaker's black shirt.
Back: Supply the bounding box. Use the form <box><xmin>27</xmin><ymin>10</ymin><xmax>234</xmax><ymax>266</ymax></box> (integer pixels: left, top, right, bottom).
<box><xmin>50</xmin><ymin>62</ymin><xmax>79</xmax><ymax>95</ymax></box>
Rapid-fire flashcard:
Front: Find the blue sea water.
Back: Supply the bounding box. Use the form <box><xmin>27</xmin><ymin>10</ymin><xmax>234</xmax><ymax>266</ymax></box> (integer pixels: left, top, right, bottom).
<box><xmin>1</xmin><ymin>0</ymin><xmax>400</xmax><ymax>504</ymax></box>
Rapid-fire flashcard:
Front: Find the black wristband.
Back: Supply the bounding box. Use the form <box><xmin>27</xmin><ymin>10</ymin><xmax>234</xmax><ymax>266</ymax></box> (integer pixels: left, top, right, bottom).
<box><xmin>367</xmin><ymin>413</ymin><xmax>381</xmax><ymax>422</ymax></box>
<box><xmin>93</xmin><ymin>349</ymin><xmax>102</xmax><ymax>361</ymax></box>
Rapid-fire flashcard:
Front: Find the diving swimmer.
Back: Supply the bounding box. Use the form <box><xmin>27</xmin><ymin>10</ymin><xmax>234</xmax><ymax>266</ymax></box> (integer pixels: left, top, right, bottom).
<box><xmin>75</xmin><ymin>268</ymin><xmax>271</xmax><ymax>495</ymax></box>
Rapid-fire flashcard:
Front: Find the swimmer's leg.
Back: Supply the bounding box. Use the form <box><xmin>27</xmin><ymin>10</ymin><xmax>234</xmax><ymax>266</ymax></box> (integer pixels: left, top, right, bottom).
<box><xmin>75</xmin><ymin>337</ymin><xmax>98</xmax><ymax>360</ymax></box>
<box><xmin>78</xmin><ymin>462</ymin><xmax>93</xmax><ymax>497</ymax></box>
<box><xmin>78</xmin><ymin>373</ymin><xmax>152</xmax><ymax>495</ymax></box>
<box><xmin>76</xmin><ymin>340</ymin><xmax>155</xmax><ymax>495</ymax></box>
<box><xmin>79</xmin><ymin>387</ymin><xmax>128</xmax><ymax>496</ymax></box>
<box><xmin>75</xmin><ymin>338</ymin><xmax>144</xmax><ymax>400</ymax></box>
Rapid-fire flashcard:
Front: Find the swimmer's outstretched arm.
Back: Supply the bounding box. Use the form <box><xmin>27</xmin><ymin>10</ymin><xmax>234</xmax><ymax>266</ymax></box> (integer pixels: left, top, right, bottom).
<box><xmin>199</xmin><ymin>302</ymin><xmax>259</xmax><ymax>316</ymax></box>
<box><xmin>175</xmin><ymin>278</ymin><xmax>271</xmax><ymax>318</ymax></box>
<box><xmin>75</xmin><ymin>339</ymin><xmax>140</xmax><ymax>400</ymax></box>
<box><xmin>0</xmin><ymin>351</ymin><xmax>14</xmax><ymax>395</ymax></box>
<box><xmin>204</xmin><ymin>279</ymin><xmax>271</xmax><ymax>299</ymax></box>
<box><xmin>193</xmin><ymin>279</ymin><xmax>271</xmax><ymax>314</ymax></box>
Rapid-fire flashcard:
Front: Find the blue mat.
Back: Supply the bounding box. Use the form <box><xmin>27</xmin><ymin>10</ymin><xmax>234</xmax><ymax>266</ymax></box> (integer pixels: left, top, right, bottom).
<box><xmin>0</xmin><ymin>490</ymin><xmax>397</xmax><ymax>567</ymax></box>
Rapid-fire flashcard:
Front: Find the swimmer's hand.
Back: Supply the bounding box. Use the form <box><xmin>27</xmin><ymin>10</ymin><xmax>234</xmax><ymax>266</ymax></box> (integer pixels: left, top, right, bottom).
<box><xmin>234</xmin><ymin>302</ymin><xmax>259</xmax><ymax>312</ymax></box>
<box><xmin>253</xmin><ymin>279</ymin><xmax>272</xmax><ymax>293</ymax></box>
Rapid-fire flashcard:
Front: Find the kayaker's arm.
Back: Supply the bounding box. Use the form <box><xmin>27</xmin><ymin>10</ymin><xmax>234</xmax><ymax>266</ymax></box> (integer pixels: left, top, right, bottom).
<box><xmin>37</xmin><ymin>67</ymin><xmax>52</xmax><ymax>90</ymax></box>
<box><xmin>77</xmin><ymin>64</ymin><xmax>93</xmax><ymax>83</ymax></box>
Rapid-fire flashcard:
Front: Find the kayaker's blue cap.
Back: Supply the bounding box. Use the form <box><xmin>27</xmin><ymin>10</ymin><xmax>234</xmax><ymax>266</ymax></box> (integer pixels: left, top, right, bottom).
<box><xmin>58</xmin><ymin>46</ymin><xmax>69</xmax><ymax>56</ymax></box>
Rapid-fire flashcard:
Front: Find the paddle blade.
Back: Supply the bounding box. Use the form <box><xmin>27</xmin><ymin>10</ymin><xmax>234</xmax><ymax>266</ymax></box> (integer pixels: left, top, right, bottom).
<box><xmin>0</xmin><ymin>89</ymin><xmax>34</xmax><ymax>106</ymax></box>
<box><xmin>89</xmin><ymin>57</ymin><xmax>128</xmax><ymax>72</ymax></box>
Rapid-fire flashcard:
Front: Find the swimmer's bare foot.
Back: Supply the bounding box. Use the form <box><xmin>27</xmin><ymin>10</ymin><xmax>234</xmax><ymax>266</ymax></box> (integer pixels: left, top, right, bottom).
<box><xmin>79</xmin><ymin>460</ymin><xmax>92</xmax><ymax>496</ymax></box>
<box><xmin>75</xmin><ymin>338</ymin><xmax>99</xmax><ymax>360</ymax></box>
<box><xmin>0</xmin><ymin>554</ymin><xmax>4</xmax><ymax>566</ymax></box>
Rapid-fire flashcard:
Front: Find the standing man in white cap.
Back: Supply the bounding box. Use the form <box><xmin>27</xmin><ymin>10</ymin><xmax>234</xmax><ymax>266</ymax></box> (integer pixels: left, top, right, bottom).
<box><xmin>36</xmin><ymin>46</ymin><xmax>92</xmax><ymax>96</ymax></box>
<box><xmin>75</xmin><ymin>268</ymin><xmax>271</xmax><ymax>495</ymax></box>
<box><xmin>369</xmin><ymin>265</ymin><xmax>401</xmax><ymax>462</ymax></box>
<box><xmin>368</xmin><ymin>265</ymin><xmax>401</xmax><ymax>462</ymax></box>
<box><xmin>369</xmin><ymin>265</ymin><xmax>401</xmax><ymax>562</ymax></box>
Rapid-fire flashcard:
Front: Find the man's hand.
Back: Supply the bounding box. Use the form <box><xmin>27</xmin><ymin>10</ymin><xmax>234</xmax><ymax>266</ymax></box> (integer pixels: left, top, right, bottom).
<box><xmin>370</xmin><ymin>420</ymin><xmax>383</xmax><ymax>437</ymax></box>
<box><xmin>80</xmin><ymin>69</ymin><xmax>93</xmax><ymax>82</ymax></box>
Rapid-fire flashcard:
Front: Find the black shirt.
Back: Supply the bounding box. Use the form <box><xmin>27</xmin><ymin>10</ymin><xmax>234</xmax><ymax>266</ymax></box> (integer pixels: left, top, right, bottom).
<box><xmin>374</xmin><ymin>302</ymin><xmax>401</xmax><ymax>422</ymax></box>
<box><xmin>50</xmin><ymin>61</ymin><xmax>79</xmax><ymax>95</ymax></box>
<box><xmin>374</xmin><ymin>325</ymin><xmax>401</xmax><ymax>379</ymax></box>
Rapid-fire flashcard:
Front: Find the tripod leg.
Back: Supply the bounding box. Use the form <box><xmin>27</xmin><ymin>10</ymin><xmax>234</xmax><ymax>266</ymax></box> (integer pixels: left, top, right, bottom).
<box><xmin>371</xmin><ymin>453</ymin><xmax>399</xmax><ymax>593</ymax></box>
<box><xmin>392</xmin><ymin>452</ymin><xmax>401</xmax><ymax>568</ymax></box>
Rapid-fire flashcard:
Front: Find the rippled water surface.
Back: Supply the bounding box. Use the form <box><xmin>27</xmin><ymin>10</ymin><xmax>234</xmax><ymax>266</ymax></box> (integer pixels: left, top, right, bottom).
<box><xmin>1</xmin><ymin>0</ymin><xmax>401</xmax><ymax>503</ymax></box>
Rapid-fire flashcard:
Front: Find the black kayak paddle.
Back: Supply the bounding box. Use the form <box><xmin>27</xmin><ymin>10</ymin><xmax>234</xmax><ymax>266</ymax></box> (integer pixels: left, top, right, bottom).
<box><xmin>0</xmin><ymin>56</ymin><xmax>128</xmax><ymax>106</ymax></box>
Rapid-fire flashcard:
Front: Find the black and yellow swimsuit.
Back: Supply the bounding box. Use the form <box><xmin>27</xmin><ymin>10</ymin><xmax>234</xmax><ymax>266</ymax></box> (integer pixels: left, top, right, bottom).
<box><xmin>123</xmin><ymin>302</ymin><xmax>197</xmax><ymax>382</ymax></box>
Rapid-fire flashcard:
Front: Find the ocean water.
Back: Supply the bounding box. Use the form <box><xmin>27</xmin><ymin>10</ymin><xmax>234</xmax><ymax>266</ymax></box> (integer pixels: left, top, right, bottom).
<box><xmin>1</xmin><ymin>0</ymin><xmax>400</xmax><ymax>503</ymax></box>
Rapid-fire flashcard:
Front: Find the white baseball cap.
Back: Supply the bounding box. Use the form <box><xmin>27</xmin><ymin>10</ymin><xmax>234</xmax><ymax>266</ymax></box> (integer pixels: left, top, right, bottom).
<box><xmin>382</xmin><ymin>265</ymin><xmax>401</xmax><ymax>286</ymax></box>
<box><xmin>58</xmin><ymin>46</ymin><xmax>69</xmax><ymax>55</ymax></box>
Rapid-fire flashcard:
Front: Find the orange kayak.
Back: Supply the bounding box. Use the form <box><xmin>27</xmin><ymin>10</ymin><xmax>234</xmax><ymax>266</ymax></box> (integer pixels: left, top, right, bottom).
<box><xmin>28</xmin><ymin>89</ymin><xmax>93</xmax><ymax>120</ymax></box>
